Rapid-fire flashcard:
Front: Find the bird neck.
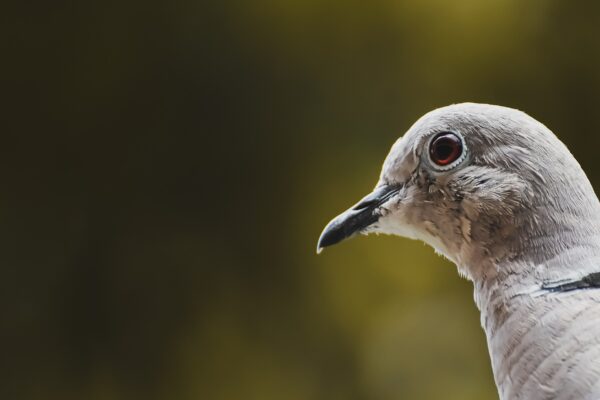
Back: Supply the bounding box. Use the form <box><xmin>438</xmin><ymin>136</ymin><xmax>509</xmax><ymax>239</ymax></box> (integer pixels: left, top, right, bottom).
<box><xmin>472</xmin><ymin>250</ymin><xmax>600</xmax><ymax>400</ymax></box>
<box><xmin>471</xmin><ymin>226</ymin><xmax>600</xmax><ymax>313</ymax></box>
<box><xmin>468</xmin><ymin>207</ymin><xmax>600</xmax><ymax>396</ymax></box>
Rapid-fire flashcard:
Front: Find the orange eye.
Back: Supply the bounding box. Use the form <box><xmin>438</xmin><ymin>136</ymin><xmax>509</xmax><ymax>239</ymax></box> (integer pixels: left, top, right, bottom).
<box><xmin>429</xmin><ymin>132</ymin><xmax>463</xmax><ymax>167</ymax></box>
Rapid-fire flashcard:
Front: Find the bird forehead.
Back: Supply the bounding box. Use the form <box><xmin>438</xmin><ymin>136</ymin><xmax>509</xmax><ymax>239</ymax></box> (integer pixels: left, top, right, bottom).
<box><xmin>380</xmin><ymin>134</ymin><xmax>419</xmax><ymax>182</ymax></box>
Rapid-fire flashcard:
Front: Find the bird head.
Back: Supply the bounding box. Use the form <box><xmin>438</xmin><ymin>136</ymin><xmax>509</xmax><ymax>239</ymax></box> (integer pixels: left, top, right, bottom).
<box><xmin>317</xmin><ymin>103</ymin><xmax>600</xmax><ymax>281</ymax></box>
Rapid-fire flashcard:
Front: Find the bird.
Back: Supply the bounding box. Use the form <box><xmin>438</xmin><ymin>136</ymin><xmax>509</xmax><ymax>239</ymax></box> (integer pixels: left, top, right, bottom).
<box><xmin>317</xmin><ymin>103</ymin><xmax>600</xmax><ymax>400</ymax></box>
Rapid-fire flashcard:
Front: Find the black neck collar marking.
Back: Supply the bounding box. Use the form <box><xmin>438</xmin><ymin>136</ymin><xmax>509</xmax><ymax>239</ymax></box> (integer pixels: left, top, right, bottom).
<box><xmin>542</xmin><ymin>272</ymin><xmax>600</xmax><ymax>293</ymax></box>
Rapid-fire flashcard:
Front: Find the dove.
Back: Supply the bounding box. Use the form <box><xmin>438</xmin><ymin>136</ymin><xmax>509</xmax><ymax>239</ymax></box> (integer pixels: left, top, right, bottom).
<box><xmin>318</xmin><ymin>103</ymin><xmax>600</xmax><ymax>400</ymax></box>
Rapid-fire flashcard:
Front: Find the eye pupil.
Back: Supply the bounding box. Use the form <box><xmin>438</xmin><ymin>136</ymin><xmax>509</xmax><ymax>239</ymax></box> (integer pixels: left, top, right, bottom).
<box><xmin>429</xmin><ymin>132</ymin><xmax>463</xmax><ymax>167</ymax></box>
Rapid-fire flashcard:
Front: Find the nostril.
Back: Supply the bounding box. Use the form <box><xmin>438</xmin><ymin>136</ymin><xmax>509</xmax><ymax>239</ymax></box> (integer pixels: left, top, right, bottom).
<box><xmin>352</xmin><ymin>185</ymin><xmax>401</xmax><ymax>211</ymax></box>
<box><xmin>352</xmin><ymin>200</ymin><xmax>378</xmax><ymax>211</ymax></box>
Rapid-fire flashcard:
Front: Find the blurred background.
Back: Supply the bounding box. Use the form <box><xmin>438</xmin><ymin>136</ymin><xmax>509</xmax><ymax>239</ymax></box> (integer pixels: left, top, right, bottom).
<box><xmin>4</xmin><ymin>0</ymin><xmax>600</xmax><ymax>399</ymax></box>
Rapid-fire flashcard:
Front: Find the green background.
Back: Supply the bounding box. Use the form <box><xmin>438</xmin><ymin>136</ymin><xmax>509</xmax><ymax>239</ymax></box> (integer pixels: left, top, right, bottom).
<box><xmin>5</xmin><ymin>0</ymin><xmax>600</xmax><ymax>399</ymax></box>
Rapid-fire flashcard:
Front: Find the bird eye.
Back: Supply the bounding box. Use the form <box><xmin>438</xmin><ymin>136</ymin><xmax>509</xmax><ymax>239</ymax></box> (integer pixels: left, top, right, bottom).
<box><xmin>429</xmin><ymin>132</ymin><xmax>464</xmax><ymax>168</ymax></box>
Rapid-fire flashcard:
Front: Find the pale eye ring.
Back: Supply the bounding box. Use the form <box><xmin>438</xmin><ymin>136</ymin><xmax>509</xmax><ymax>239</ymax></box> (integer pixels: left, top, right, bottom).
<box><xmin>428</xmin><ymin>132</ymin><xmax>466</xmax><ymax>170</ymax></box>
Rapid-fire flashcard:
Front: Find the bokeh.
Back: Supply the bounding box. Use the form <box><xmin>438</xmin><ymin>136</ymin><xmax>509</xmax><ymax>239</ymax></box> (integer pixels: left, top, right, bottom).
<box><xmin>5</xmin><ymin>0</ymin><xmax>600</xmax><ymax>399</ymax></box>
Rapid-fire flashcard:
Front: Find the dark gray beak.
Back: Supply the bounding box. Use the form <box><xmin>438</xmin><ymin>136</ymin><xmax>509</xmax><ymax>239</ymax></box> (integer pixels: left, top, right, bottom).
<box><xmin>317</xmin><ymin>184</ymin><xmax>400</xmax><ymax>253</ymax></box>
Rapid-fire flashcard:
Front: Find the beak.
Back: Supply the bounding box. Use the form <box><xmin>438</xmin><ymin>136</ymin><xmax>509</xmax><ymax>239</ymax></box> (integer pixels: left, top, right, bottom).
<box><xmin>317</xmin><ymin>184</ymin><xmax>400</xmax><ymax>253</ymax></box>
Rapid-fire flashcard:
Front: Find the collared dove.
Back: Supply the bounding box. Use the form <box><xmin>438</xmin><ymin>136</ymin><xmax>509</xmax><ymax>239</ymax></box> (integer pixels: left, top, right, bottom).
<box><xmin>317</xmin><ymin>103</ymin><xmax>600</xmax><ymax>400</ymax></box>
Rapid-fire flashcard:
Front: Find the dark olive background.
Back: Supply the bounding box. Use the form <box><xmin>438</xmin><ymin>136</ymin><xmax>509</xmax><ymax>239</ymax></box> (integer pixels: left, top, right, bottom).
<box><xmin>4</xmin><ymin>1</ymin><xmax>600</xmax><ymax>399</ymax></box>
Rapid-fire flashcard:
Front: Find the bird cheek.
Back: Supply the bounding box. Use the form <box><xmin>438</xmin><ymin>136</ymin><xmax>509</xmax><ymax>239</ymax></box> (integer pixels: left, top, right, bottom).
<box><xmin>375</xmin><ymin>195</ymin><xmax>416</xmax><ymax>233</ymax></box>
<box><xmin>375</xmin><ymin>212</ymin><xmax>419</xmax><ymax>239</ymax></box>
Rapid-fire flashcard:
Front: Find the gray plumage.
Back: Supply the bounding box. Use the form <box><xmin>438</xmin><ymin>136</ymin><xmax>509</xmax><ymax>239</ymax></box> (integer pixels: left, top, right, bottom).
<box><xmin>317</xmin><ymin>103</ymin><xmax>600</xmax><ymax>400</ymax></box>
